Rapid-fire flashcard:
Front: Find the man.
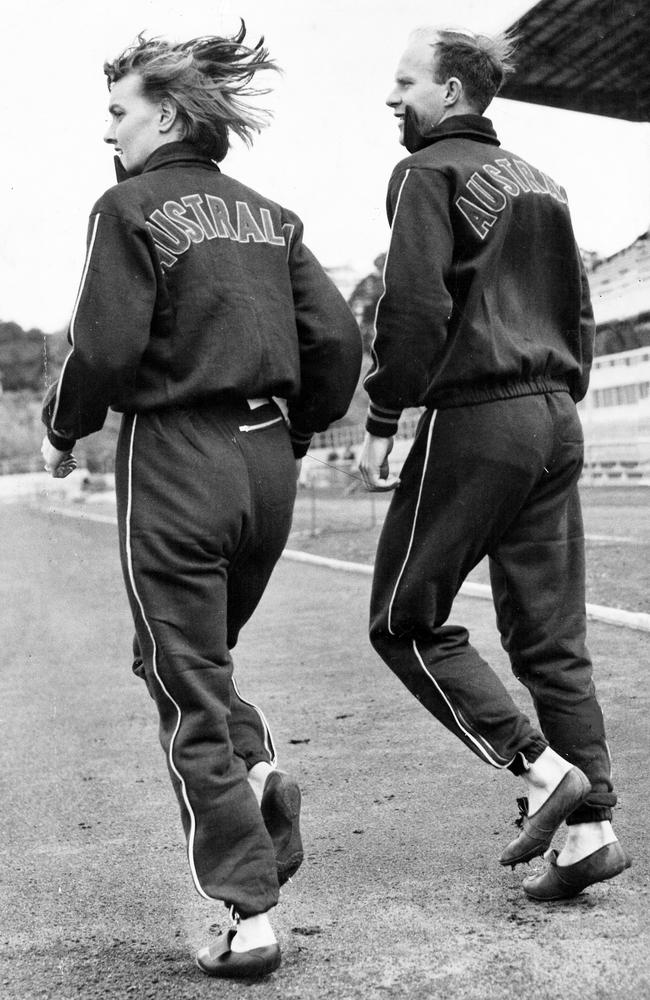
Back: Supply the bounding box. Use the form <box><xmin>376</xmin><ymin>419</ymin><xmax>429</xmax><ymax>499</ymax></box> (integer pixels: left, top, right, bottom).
<box><xmin>42</xmin><ymin>26</ymin><xmax>361</xmax><ymax>979</ymax></box>
<box><xmin>359</xmin><ymin>27</ymin><xmax>630</xmax><ymax>900</ymax></box>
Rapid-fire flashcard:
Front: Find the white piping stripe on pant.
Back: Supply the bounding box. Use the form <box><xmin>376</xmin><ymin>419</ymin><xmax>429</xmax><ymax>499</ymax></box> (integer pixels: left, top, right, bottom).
<box><xmin>385</xmin><ymin>409</ymin><xmax>513</xmax><ymax>770</ymax></box>
<box><xmin>412</xmin><ymin>640</ymin><xmax>513</xmax><ymax>769</ymax></box>
<box><xmin>125</xmin><ymin>415</ymin><xmax>211</xmax><ymax>900</ymax></box>
<box><xmin>387</xmin><ymin>409</ymin><xmax>437</xmax><ymax>636</ymax></box>
<box><xmin>231</xmin><ymin>677</ymin><xmax>278</xmax><ymax>767</ymax></box>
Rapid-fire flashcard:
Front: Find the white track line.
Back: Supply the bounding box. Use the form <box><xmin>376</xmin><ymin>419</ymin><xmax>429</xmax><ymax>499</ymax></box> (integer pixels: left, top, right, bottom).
<box><xmin>281</xmin><ymin>551</ymin><xmax>650</xmax><ymax>633</ymax></box>
<box><xmin>585</xmin><ymin>533</ymin><xmax>636</xmax><ymax>543</ymax></box>
<box><xmin>44</xmin><ymin>506</ymin><xmax>650</xmax><ymax>634</ymax></box>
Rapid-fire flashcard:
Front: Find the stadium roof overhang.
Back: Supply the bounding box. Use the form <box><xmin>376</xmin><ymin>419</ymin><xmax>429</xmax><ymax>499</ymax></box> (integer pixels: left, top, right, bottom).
<box><xmin>499</xmin><ymin>0</ymin><xmax>650</xmax><ymax>123</ymax></box>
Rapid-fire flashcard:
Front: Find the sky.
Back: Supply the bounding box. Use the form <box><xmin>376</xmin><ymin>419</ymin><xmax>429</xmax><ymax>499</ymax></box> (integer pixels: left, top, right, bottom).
<box><xmin>2</xmin><ymin>0</ymin><xmax>649</xmax><ymax>333</ymax></box>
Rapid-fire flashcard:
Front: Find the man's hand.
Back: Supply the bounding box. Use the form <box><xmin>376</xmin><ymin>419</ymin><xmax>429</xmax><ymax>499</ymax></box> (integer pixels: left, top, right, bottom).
<box><xmin>358</xmin><ymin>432</ymin><xmax>400</xmax><ymax>491</ymax></box>
<box><xmin>41</xmin><ymin>436</ymin><xmax>78</xmax><ymax>479</ymax></box>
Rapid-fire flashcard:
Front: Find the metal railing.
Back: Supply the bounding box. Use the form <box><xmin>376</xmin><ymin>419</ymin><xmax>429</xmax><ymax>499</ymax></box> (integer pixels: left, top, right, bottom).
<box><xmin>313</xmin><ymin>413</ymin><xmax>421</xmax><ymax>450</ymax></box>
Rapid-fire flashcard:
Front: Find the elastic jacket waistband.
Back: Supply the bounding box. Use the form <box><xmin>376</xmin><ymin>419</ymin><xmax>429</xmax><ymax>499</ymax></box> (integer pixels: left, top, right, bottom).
<box><xmin>429</xmin><ymin>378</ymin><xmax>570</xmax><ymax>410</ymax></box>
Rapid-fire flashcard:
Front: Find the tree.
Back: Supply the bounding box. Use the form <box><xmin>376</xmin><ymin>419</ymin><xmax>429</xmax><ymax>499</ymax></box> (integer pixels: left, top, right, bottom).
<box><xmin>347</xmin><ymin>254</ymin><xmax>386</xmax><ymax>354</ymax></box>
<box><xmin>0</xmin><ymin>321</ymin><xmax>68</xmax><ymax>392</ymax></box>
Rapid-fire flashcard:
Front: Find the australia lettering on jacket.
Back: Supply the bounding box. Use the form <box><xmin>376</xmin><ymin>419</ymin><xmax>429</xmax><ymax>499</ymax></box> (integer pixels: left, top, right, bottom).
<box><xmin>145</xmin><ymin>193</ymin><xmax>295</xmax><ymax>269</ymax></box>
<box><xmin>455</xmin><ymin>157</ymin><xmax>568</xmax><ymax>240</ymax></box>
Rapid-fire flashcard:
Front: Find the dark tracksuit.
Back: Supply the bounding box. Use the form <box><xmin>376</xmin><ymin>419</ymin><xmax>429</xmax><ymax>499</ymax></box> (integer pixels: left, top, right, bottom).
<box><xmin>364</xmin><ymin>115</ymin><xmax>614</xmax><ymax>823</ymax></box>
<box><xmin>43</xmin><ymin>141</ymin><xmax>362</xmax><ymax>915</ymax></box>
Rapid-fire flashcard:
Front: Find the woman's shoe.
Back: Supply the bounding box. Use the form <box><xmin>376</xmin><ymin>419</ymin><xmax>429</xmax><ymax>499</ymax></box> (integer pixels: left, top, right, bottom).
<box><xmin>196</xmin><ymin>929</ymin><xmax>281</xmax><ymax>979</ymax></box>
<box><xmin>523</xmin><ymin>841</ymin><xmax>632</xmax><ymax>900</ymax></box>
<box><xmin>261</xmin><ymin>770</ymin><xmax>304</xmax><ymax>885</ymax></box>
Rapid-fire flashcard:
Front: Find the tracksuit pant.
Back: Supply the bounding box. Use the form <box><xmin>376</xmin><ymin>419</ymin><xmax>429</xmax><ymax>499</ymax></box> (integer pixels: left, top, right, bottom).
<box><xmin>114</xmin><ymin>399</ymin><xmax>297</xmax><ymax>916</ymax></box>
<box><xmin>370</xmin><ymin>390</ymin><xmax>615</xmax><ymax>823</ymax></box>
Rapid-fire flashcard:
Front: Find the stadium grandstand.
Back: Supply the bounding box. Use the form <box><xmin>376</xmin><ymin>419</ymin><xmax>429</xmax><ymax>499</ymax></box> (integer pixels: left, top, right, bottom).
<box><xmin>499</xmin><ymin>0</ymin><xmax>649</xmax><ymax>122</ymax></box>
<box><xmin>499</xmin><ymin>0</ymin><xmax>650</xmax><ymax>482</ymax></box>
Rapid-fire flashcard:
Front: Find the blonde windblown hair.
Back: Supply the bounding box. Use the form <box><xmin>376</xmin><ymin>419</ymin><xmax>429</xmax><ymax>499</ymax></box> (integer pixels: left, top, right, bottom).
<box><xmin>104</xmin><ymin>21</ymin><xmax>279</xmax><ymax>162</ymax></box>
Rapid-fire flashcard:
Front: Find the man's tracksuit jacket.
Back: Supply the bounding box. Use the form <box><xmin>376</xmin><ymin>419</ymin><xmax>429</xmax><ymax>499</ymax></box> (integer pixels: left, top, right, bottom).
<box><xmin>363</xmin><ymin>114</ymin><xmax>614</xmax><ymax>825</ymax></box>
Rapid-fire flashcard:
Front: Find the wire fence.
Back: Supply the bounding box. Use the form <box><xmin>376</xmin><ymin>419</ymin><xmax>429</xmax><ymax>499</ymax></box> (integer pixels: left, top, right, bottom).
<box><xmin>291</xmin><ymin>454</ymin><xmax>393</xmax><ymax>553</ymax></box>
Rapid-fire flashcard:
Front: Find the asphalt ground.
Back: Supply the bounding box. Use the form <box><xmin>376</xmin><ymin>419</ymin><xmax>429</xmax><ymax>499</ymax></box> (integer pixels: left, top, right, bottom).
<box><xmin>1</xmin><ymin>497</ymin><xmax>648</xmax><ymax>1000</ymax></box>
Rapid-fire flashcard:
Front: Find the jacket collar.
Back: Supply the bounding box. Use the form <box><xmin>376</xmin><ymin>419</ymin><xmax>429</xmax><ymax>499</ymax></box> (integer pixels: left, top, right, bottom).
<box><xmin>114</xmin><ymin>141</ymin><xmax>219</xmax><ymax>182</ymax></box>
<box><xmin>404</xmin><ymin>112</ymin><xmax>499</xmax><ymax>154</ymax></box>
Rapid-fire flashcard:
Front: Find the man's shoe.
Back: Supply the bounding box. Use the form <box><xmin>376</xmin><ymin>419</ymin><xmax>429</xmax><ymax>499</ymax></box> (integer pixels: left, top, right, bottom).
<box><xmin>261</xmin><ymin>770</ymin><xmax>304</xmax><ymax>885</ymax></box>
<box><xmin>196</xmin><ymin>929</ymin><xmax>281</xmax><ymax>979</ymax></box>
<box><xmin>500</xmin><ymin>767</ymin><xmax>591</xmax><ymax>868</ymax></box>
<box><xmin>523</xmin><ymin>841</ymin><xmax>632</xmax><ymax>900</ymax></box>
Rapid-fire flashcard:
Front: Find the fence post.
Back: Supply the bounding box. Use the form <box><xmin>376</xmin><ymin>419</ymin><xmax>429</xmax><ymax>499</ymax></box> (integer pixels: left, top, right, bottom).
<box><xmin>310</xmin><ymin>479</ymin><xmax>318</xmax><ymax>537</ymax></box>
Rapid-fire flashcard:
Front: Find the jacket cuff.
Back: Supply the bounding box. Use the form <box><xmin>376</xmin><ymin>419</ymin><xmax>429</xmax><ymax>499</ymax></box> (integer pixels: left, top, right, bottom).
<box><xmin>289</xmin><ymin>427</ymin><xmax>313</xmax><ymax>459</ymax></box>
<box><xmin>47</xmin><ymin>429</ymin><xmax>77</xmax><ymax>452</ymax></box>
<box><xmin>365</xmin><ymin>403</ymin><xmax>401</xmax><ymax>438</ymax></box>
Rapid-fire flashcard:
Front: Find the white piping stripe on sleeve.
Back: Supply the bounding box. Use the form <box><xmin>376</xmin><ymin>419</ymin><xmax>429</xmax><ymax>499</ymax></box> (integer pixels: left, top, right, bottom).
<box><xmin>49</xmin><ymin>349</ymin><xmax>74</xmax><ymax>437</ymax></box>
<box><xmin>368</xmin><ymin>412</ymin><xmax>401</xmax><ymax>426</ymax></box>
<box><xmin>365</xmin><ymin>168</ymin><xmax>411</xmax><ymax>387</ymax></box>
<box><xmin>387</xmin><ymin>409</ymin><xmax>437</xmax><ymax>636</ymax></box>
<box><xmin>49</xmin><ymin>215</ymin><xmax>101</xmax><ymax>437</ymax></box>
<box><xmin>124</xmin><ymin>415</ymin><xmax>211</xmax><ymax>900</ymax></box>
<box><xmin>69</xmin><ymin>213</ymin><xmax>101</xmax><ymax>346</ymax></box>
<box><xmin>412</xmin><ymin>639</ymin><xmax>513</xmax><ymax>769</ymax></box>
<box><xmin>231</xmin><ymin>677</ymin><xmax>277</xmax><ymax>766</ymax></box>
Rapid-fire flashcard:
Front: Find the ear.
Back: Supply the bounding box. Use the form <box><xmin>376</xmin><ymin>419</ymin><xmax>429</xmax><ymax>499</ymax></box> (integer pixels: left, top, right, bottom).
<box><xmin>158</xmin><ymin>97</ymin><xmax>179</xmax><ymax>134</ymax></box>
<box><xmin>444</xmin><ymin>77</ymin><xmax>463</xmax><ymax>108</ymax></box>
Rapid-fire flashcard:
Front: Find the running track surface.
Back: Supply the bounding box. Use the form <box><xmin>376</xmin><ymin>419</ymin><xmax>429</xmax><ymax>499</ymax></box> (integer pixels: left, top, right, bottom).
<box><xmin>1</xmin><ymin>504</ymin><xmax>648</xmax><ymax>1000</ymax></box>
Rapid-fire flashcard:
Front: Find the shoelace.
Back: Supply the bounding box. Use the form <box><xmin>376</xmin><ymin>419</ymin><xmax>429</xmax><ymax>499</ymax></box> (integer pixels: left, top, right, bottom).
<box><xmin>514</xmin><ymin>795</ymin><xmax>529</xmax><ymax>829</ymax></box>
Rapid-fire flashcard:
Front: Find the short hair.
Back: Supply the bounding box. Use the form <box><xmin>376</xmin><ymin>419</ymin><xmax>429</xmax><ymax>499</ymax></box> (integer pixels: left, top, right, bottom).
<box><xmin>410</xmin><ymin>27</ymin><xmax>516</xmax><ymax>113</ymax></box>
<box><xmin>104</xmin><ymin>21</ymin><xmax>279</xmax><ymax>162</ymax></box>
